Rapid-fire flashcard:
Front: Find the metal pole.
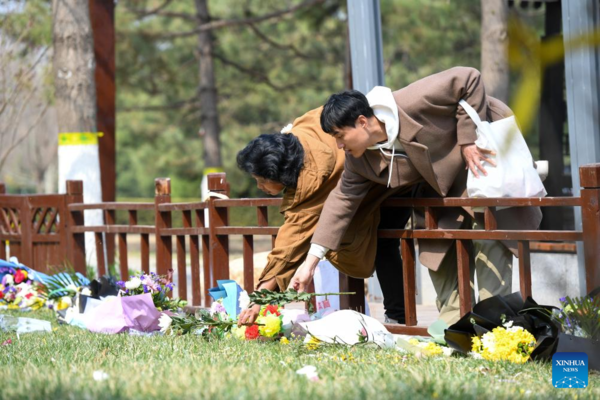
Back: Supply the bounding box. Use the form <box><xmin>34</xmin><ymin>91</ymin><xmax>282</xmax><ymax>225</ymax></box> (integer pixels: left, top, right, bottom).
<box><xmin>562</xmin><ymin>0</ymin><xmax>600</xmax><ymax>294</ymax></box>
<box><xmin>347</xmin><ymin>0</ymin><xmax>386</xmax><ymax>304</ymax></box>
<box><xmin>347</xmin><ymin>0</ymin><xmax>385</xmax><ymax>93</ymax></box>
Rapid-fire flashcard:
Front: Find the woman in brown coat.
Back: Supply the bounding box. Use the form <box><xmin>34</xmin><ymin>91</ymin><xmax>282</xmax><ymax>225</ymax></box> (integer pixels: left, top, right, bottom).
<box><xmin>236</xmin><ymin>107</ymin><xmax>410</xmax><ymax>325</ymax></box>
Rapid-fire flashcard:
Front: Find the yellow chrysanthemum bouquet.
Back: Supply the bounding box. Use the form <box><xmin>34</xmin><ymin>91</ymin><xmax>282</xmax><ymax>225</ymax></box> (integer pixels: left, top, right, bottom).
<box><xmin>470</xmin><ymin>321</ymin><xmax>536</xmax><ymax>364</ymax></box>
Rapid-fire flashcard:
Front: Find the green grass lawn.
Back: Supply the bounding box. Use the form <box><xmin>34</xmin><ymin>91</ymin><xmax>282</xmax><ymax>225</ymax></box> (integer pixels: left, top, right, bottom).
<box><xmin>1</xmin><ymin>309</ymin><xmax>597</xmax><ymax>400</ymax></box>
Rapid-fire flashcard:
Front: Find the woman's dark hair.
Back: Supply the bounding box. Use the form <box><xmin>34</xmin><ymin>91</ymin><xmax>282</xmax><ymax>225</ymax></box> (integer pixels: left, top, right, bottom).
<box><xmin>320</xmin><ymin>90</ymin><xmax>374</xmax><ymax>134</ymax></box>
<box><xmin>236</xmin><ymin>133</ymin><xmax>304</xmax><ymax>189</ymax></box>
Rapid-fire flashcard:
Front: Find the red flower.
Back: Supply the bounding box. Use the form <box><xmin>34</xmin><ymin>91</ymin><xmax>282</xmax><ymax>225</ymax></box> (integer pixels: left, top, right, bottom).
<box><xmin>0</xmin><ymin>291</ymin><xmax>4</xmax><ymax>300</ymax></box>
<box><xmin>245</xmin><ymin>324</ymin><xmax>260</xmax><ymax>340</ymax></box>
<box><xmin>2</xmin><ymin>339</ymin><xmax>12</xmax><ymax>346</ymax></box>
<box><xmin>14</xmin><ymin>270</ymin><xmax>26</xmax><ymax>284</ymax></box>
<box><xmin>262</xmin><ymin>304</ymin><xmax>281</xmax><ymax>317</ymax></box>
<box><xmin>25</xmin><ymin>293</ymin><xmax>33</xmax><ymax>299</ymax></box>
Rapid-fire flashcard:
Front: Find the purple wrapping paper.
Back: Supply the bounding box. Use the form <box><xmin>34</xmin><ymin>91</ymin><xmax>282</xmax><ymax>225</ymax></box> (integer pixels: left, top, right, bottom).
<box><xmin>86</xmin><ymin>293</ymin><xmax>161</xmax><ymax>334</ymax></box>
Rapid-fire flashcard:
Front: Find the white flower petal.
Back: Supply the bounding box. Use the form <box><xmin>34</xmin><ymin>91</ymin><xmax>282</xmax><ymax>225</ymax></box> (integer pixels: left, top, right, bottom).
<box><xmin>158</xmin><ymin>313</ymin><xmax>173</xmax><ymax>333</ymax></box>
<box><xmin>238</xmin><ymin>291</ymin><xmax>250</xmax><ymax>310</ymax></box>
<box><xmin>93</xmin><ymin>370</ymin><xmax>109</xmax><ymax>381</ymax></box>
<box><xmin>125</xmin><ymin>277</ymin><xmax>141</xmax><ymax>290</ymax></box>
<box><xmin>296</xmin><ymin>365</ymin><xmax>317</xmax><ymax>375</ymax></box>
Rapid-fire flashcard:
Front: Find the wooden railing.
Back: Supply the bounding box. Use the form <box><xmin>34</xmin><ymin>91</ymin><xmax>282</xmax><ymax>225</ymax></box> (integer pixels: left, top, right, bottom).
<box><xmin>1</xmin><ymin>164</ymin><xmax>599</xmax><ymax>335</ymax></box>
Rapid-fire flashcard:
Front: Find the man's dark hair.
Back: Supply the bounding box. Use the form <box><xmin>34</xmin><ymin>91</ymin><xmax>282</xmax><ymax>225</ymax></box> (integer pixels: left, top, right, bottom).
<box><xmin>236</xmin><ymin>133</ymin><xmax>304</xmax><ymax>189</ymax></box>
<box><xmin>320</xmin><ymin>90</ymin><xmax>374</xmax><ymax>134</ymax></box>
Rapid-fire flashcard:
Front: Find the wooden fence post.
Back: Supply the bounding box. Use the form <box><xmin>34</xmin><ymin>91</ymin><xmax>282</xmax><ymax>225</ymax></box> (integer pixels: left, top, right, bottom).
<box><xmin>401</xmin><ymin>238</ymin><xmax>417</xmax><ymax>325</ymax></box>
<box><xmin>155</xmin><ymin>178</ymin><xmax>172</xmax><ymax>276</ymax></box>
<box><xmin>456</xmin><ymin>239</ymin><xmax>472</xmax><ymax>318</ymax></box>
<box><xmin>65</xmin><ymin>180</ymin><xmax>86</xmax><ymax>274</ymax></box>
<box><xmin>0</xmin><ymin>182</ymin><xmax>5</xmax><ymax>260</ymax></box>
<box><xmin>579</xmin><ymin>164</ymin><xmax>600</xmax><ymax>292</ymax></box>
<box><xmin>207</xmin><ymin>173</ymin><xmax>230</xmax><ymax>289</ymax></box>
<box><xmin>339</xmin><ymin>274</ymin><xmax>365</xmax><ymax>312</ymax></box>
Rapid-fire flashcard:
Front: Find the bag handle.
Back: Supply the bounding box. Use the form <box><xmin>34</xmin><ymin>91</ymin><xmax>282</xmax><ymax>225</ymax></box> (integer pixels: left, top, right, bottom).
<box><xmin>458</xmin><ymin>99</ymin><xmax>483</xmax><ymax>130</ymax></box>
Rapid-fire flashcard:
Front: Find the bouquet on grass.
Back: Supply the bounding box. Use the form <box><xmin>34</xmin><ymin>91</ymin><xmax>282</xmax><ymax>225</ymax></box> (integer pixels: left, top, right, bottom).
<box><xmin>159</xmin><ymin>290</ymin><xmax>256</xmax><ymax>339</ymax></box>
<box><xmin>42</xmin><ymin>270</ymin><xmax>91</xmax><ymax>312</ymax></box>
<box><xmin>161</xmin><ymin>280</ymin><xmax>354</xmax><ymax>342</ymax></box>
<box><xmin>554</xmin><ymin>291</ymin><xmax>600</xmax><ymax>341</ymax></box>
<box><xmin>0</xmin><ymin>265</ymin><xmax>45</xmax><ymax>310</ymax></box>
<box><xmin>444</xmin><ymin>292</ymin><xmax>560</xmax><ymax>364</ymax></box>
<box><xmin>470</xmin><ymin>320</ymin><xmax>536</xmax><ymax>363</ymax></box>
<box><xmin>117</xmin><ymin>271</ymin><xmax>186</xmax><ymax>311</ymax></box>
<box><xmin>232</xmin><ymin>304</ymin><xmax>284</xmax><ymax>341</ymax></box>
<box><xmin>551</xmin><ymin>288</ymin><xmax>600</xmax><ymax>371</ymax></box>
<box><xmin>160</xmin><ymin>299</ymin><xmax>285</xmax><ymax>341</ymax></box>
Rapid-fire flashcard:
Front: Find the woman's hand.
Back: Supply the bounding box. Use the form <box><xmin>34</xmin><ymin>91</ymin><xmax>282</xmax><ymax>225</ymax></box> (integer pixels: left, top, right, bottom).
<box><xmin>461</xmin><ymin>143</ymin><xmax>496</xmax><ymax>178</ymax></box>
<box><xmin>237</xmin><ymin>303</ymin><xmax>261</xmax><ymax>326</ymax></box>
<box><xmin>288</xmin><ymin>255</ymin><xmax>319</xmax><ymax>292</ymax></box>
<box><xmin>237</xmin><ymin>277</ymin><xmax>277</xmax><ymax>326</ymax></box>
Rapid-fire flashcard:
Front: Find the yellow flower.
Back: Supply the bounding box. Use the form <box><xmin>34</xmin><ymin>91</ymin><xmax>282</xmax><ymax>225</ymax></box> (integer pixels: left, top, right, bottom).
<box><xmin>30</xmin><ymin>298</ymin><xmax>44</xmax><ymax>310</ymax></box>
<box><xmin>56</xmin><ymin>296</ymin><xmax>72</xmax><ymax>311</ymax></box>
<box><xmin>472</xmin><ymin>335</ymin><xmax>482</xmax><ymax>353</ymax></box>
<box><xmin>280</xmin><ymin>337</ymin><xmax>290</xmax><ymax>345</ymax></box>
<box><xmin>305</xmin><ymin>335</ymin><xmax>322</xmax><ymax>350</ymax></box>
<box><xmin>408</xmin><ymin>339</ymin><xmax>443</xmax><ymax>356</ymax></box>
<box><xmin>422</xmin><ymin>342</ymin><xmax>443</xmax><ymax>356</ymax></box>
<box><xmin>257</xmin><ymin>314</ymin><xmax>282</xmax><ymax>338</ymax></box>
<box><xmin>232</xmin><ymin>325</ymin><xmax>247</xmax><ymax>341</ymax></box>
<box><xmin>471</xmin><ymin>326</ymin><xmax>535</xmax><ymax>364</ymax></box>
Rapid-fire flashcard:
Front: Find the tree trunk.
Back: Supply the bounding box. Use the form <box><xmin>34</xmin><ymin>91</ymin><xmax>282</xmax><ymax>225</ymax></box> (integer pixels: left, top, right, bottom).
<box><xmin>52</xmin><ymin>0</ymin><xmax>97</xmax><ymax>133</ymax></box>
<box><xmin>195</xmin><ymin>0</ymin><xmax>223</xmax><ymax>169</ymax></box>
<box><xmin>52</xmin><ymin>0</ymin><xmax>102</xmax><ymax>266</ymax></box>
<box><xmin>481</xmin><ymin>0</ymin><xmax>509</xmax><ymax>103</ymax></box>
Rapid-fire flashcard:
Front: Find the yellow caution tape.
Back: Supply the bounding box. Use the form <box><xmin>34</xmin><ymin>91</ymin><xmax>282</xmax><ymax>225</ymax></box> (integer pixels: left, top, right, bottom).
<box><xmin>58</xmin><ymin>132</ymin><xmax>104</xmax><ymax>146</ymax></box>
<box><xmin>203</xmin><ymin>167</ymin><xmax>224</xmax><ymax>175</ymax></box>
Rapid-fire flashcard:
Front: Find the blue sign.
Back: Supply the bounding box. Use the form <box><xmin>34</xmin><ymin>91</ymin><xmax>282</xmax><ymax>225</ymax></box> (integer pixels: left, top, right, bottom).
<box><xmin>552</xmin><ymin>352</ymin><xmax>588</xmax><ymax>389</ymax></box>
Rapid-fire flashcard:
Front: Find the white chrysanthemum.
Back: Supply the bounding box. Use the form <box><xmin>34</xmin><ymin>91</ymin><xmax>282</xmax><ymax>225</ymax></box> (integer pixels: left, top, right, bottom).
<box><xmin>238</xmin><ymin>290</ymin><xmax>250</xmax><ymax>310</ymax></box>
<box><xmin>125</xmin><ymin>277</ymin><xmax>141</xmax><ymax>290</ymax></box>
<box><xmin>158</xmin><ymin>313</ymin><xmax>172</xmax><ymax>333</ymax></box>
<box><xmin>442</xmin><ymin>346</ymin><xmax>454</xmax><ymax>357</ymax></box>
<box><xmin>481</xmin><ymin>332</ymin><xmax>496</xmax><ymax>353</ymax></box>
<box><xmin>280</xmin><ymin>123</ymin><xmax>293</xmax><ymax>134</ymax></box>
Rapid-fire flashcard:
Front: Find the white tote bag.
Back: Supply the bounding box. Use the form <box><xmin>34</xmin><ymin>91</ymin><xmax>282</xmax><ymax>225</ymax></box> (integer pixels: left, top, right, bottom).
<box><xmin>459</xmin><ymin>100</ymin><xmax>547</xmax><ymax>200</ymax></box>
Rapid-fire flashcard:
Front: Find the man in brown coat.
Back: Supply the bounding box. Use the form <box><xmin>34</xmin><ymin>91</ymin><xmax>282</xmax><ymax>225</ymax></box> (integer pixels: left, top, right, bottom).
<box><xmin>289</xmin><ymin>67</ymin><xmax>542</xmax><ymax>324</ymax></box>
<box><xmin>236</xmin><ymin>107</ymin><xmax>410</xmax><ymax>325</ymax></box>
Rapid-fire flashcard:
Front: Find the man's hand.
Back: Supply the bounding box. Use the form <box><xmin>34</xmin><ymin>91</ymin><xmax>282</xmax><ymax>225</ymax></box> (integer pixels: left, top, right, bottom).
<box><xmin>237</xmin><ymin>303</ymin><xmax>261</xmax><ymax>326</ymax></box>
<box><xmin>288</xmin><ymin>254</ymin><xmax>320</xmax><ymax>292</ymax></box>
<box><xmin>461</xmin><ymin>143</ymin><xmax>496</xmax><ymax>178</ymax></box>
